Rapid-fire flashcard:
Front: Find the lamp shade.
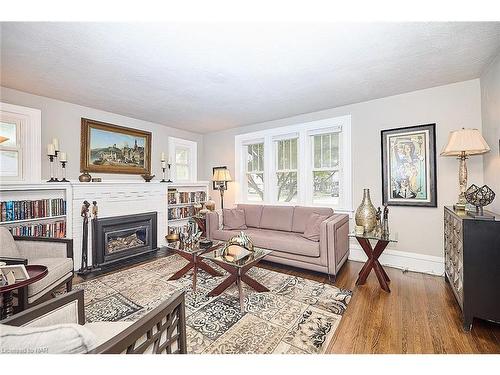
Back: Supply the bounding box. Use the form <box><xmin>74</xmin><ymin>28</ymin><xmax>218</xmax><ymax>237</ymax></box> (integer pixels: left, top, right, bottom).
<box><xmin>440</xmin><ymin>128</ymin><xmax>490</xmax><ymax>156</ymax></box>
<box><xmin>213</xmin><ymin>168</ymin><xmax>232</xmax><ymax>182</ymax></box>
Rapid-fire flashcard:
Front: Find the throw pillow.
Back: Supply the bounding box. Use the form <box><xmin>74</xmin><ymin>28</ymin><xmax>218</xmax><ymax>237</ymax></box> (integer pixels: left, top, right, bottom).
<box><xmin>223</xmin><ymin>208</ymin><xmax>248</xmax><ymax>230</ymax></box>
<box><xmin>301</xmin><ymin>213</ymin><xmax>330</xmax><ymax>242</ymax></box>
<box><xmin>0</xmin><ymin>323</ymin><xmax>97</xmax><ymax>354</ymax></box>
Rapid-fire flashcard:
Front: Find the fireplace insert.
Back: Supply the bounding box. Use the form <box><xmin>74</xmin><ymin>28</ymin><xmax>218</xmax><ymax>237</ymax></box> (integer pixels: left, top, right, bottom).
<box><xmin>93</xmin><ymin>212</ymin><xmax>158</xmax><ymax>268</ymax></box>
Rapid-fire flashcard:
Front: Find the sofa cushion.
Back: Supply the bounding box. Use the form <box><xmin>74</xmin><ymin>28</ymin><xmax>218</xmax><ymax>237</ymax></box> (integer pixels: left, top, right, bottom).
<box><xmin>259</xmin><ymin>206</ymin><xmax>294</xmax><ymax>232</ymax></box>
<box><xmin>0</xmin><ymin>227</ymin><xmax>21</xmax><ymax>258</ymax></box>
<box><xmin>244</xmin><ymin>229</ymin><xmax>320</xmax><ymax>258</ymax></box>
<box><xmin>236</xmin><ymin>204</ymin><xmax>264</xmax><ymax>228</ymax></box>
<box><xmin>0</xmin><ymin>323</ymin><xmax>96</xmax><ymax>354</ymax></box>
<box><xmin>85</xmin><ymin>321</ymin><xmax>134</xmax><ymax>348</ymax></box>
<box><xmin>302</xmin><ymin>213</ymin><xmax>330</xmax><ymax>242</ymax></box>
<box><xmin>27</xmin><ymin>258</ymin><xmax>73</xmax><ymax>298</ymax></box>
<box><xmin>212</xmin><ymin>229</ymin><xmax>242</xmax><ymax>242</ymax></box>
<box><xmin>223</xmin><ymin>208</ymin><xmax>247</xmax><ymax>230</ymax></box>
<box><xmin>291</xmin><ymin>206</ymin><xmax>333</xmax><ymax>233</ymax></box>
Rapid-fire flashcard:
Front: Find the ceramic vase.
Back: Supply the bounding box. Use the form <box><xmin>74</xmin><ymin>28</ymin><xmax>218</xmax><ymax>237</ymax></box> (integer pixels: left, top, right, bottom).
<box><xmin>355</xmin><ymin>188</ymin><xmax>377</xmax><ymax>233</ymax></box>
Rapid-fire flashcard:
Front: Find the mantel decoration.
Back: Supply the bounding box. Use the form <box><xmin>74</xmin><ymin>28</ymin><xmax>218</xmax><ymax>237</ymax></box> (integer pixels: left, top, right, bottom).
<box><xmin>46</xmin><ymin>138</ymin><xmax>68</xmax><ymax>182</ymax></box>
<box><xmin>441</xmin><ymin>128</ymin><xmax>490</xmax><ymax>210</ymax></box>
<box><xmin>465</xmin><ymin>184</ymin><xmax>496</xmax><ymax>220</ymax></box>
<box><xmin>381</xmin><ymin>123</ymin><xmax>437</xmax><ymax>207</ymax></box>
<box><xmin>80</xmin><ymin>118</ymin><xmax>152</xmax><ymax>175</ymax></box>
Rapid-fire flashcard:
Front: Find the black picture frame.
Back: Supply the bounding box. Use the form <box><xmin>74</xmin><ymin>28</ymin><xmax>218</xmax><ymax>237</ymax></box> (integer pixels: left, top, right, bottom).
<box><xmin>381</xmin><ymin>123</ymin><xmax>437</xmax><ymax>207</ymax></box>
<box><xmin>212</xmin><ymin>166</ymin><xmax>228</xmax><ymax>190</ymax></box>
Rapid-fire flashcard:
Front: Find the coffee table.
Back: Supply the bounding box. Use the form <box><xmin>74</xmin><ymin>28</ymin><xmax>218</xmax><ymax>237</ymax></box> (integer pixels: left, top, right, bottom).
<box><xmin>202</xmin><ymin>246</ymin><xmax>272</xmax><ymax>311</ymax></box>
<box><xmin>0</xmin><ymin>265</ymin><xmax>48</xmax><ymax>320</ymax></box>
<box><xmin>167</xmin><ymin>241</ymin><xmax>223</xmax><ymax>291</ymax></box>
<box><xmin>349</xmin><ymin>232</ymin><xmax>397</xmax><ymax>293</ymax></box>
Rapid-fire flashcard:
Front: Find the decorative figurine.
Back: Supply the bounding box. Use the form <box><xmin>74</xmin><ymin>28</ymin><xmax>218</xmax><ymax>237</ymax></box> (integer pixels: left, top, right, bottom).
<box><xmin>374</xmin><ymin>207</ymin><xmax>382</xmax><ymax>236</ymax></box>
<box><xmin>382</xmin><ymin>204</ymin><xmax>390</xmax><ymax>237</ymax></box>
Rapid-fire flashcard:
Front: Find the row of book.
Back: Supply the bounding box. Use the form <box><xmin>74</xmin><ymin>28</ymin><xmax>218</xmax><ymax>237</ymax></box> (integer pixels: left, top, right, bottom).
<box><xmin>8</xmin><ymin>220</ymin><xmax>67</xmax><ymax>239</ymax></box>
<box><xmin>168</xmin><ymin>206</ymin><xmax>195</xmax><ymax>220</ymax></box>
<box><xmin>0</xmin><ymin>198</ymin><xmax>67</xmax><ymax>222</ymax></box>
<box><xmin>167</xmin><ymin>190</ymin><xmax>207</xmax><ymax>205</ymax></box>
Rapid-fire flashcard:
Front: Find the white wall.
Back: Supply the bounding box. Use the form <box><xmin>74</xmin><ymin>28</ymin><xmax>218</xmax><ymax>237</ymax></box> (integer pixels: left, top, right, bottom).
<box><xmin>0</xmin><ymin>86</ymin><xmax>204</xmax><ymax>181</ymax></box>
<box><xmin>480</xmin><ymin>53</ymin><xmax>500</xmax><ymax>214</ymax></box>
<box><xmin>202</xmin><ymin>80</ymin><xmax>484</xmax><ymax>259</ymax></box>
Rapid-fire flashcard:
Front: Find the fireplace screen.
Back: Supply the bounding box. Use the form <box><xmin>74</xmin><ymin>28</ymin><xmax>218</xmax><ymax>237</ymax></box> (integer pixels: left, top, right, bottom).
<box><xmin>93</xmin><ymin>212</ymin><xmax>158</xmax><ymax>268</ymax></box>
<box><xmin>105</xmin><ymin>226</ymin><xmax>148</xmax><ymax>254</ymax></box>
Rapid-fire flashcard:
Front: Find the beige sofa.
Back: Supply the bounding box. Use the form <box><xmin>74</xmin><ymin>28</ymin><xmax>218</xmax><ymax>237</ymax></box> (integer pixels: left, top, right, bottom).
<box><xmin>206</xmin><ymin>204</ymin><xmax>349</xmax><ymax>278</ymax></box>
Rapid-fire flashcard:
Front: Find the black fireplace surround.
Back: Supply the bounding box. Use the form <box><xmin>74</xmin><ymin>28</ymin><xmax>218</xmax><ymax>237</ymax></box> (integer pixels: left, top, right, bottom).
<box><xmin>94</xmin><ymin>212</ymin><xmax>158</xmax><ymax>268</ymax></box>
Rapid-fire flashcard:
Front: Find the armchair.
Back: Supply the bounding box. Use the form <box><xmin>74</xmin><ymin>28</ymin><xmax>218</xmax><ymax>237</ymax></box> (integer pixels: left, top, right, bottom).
<box><xmin>1</xmin><ymin>289</ymin><xmax>187</xmax><ymax>354</ymax></box>
<box><xmin>0</xmin><ymin>227</ymin><xmax>74</xmax><ymax>312</ymax></box>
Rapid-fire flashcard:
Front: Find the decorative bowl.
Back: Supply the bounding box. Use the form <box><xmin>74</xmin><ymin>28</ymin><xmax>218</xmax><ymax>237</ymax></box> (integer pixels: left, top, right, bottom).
<box><xmin>141</xmin><ymin>174</ymin><xmax>155</xmax><ymax>182</ymax></box>
<box><xmin>165</xmin><ymin>233</ymin><xmax>179</xmax><ymax>243</ymax></box>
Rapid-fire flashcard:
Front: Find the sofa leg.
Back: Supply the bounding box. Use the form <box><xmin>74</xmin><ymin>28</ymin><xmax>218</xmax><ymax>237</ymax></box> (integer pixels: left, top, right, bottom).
<box><xmin>66</xmin><ymin>278</ymin><xmax>73</xmax><ymax>292</ymax></box>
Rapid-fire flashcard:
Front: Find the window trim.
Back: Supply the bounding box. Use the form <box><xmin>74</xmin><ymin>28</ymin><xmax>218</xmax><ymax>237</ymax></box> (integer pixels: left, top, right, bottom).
<box><xmin>0</xmin><ymin>102</ymin><xmax>41</xmax><ymax>183</ymax></box>
<box><xmin>234</xmin><ymin>115</ymin><xmax>352</xmax><ymax>213</ymax></box>
<box><xmin>168</xmin><ymin>136</ymin><xmax>197</xmax><ymax>182</ymax></box>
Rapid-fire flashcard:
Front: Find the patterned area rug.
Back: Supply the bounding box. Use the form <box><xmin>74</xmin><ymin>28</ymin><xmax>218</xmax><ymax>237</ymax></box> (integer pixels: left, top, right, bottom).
<box><xmin>74</xmin><ymin>254</ymin><xmax>352</xmax><ymax>354</ymax></box>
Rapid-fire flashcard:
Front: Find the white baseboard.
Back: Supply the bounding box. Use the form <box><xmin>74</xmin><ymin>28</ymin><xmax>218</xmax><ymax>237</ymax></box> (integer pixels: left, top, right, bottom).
<box><xmin>348</xmin><ymin>245</ymin><xmax>445</xmax><ymax>276</ymax></box>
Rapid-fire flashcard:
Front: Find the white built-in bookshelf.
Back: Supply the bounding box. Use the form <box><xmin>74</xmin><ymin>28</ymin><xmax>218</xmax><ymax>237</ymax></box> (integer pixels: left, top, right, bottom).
<box><xmin>0</xmin><ymin>183</ymin><xmax>72</xmax><ymax>239</ymax></box>
<box><xmin>166</xmin><ymin>182</ymin><xmax>209</xmax><ymax>234</ymax></box>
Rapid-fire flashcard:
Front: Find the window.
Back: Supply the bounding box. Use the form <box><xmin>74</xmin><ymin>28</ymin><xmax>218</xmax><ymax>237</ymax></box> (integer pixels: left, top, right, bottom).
<box><xmin>168</xmin><ymin>137</ymin><xmax>197</xmax><ymax>182</ymax></box>
<box><xmin>0</xmin><ymin>103</ymin><xmax>41</xmax><ymax>183</ymax></box>
<box><xmin>312</xmin><ymin>133</ymin><xmax>340</xmax><ymax>205</ymax></box>
<box><xmin>245</xmin><ymin>142</ymin><xmax>264</xmax><ymax>201</ymax></box>
<box><xmin>235</xmin><ymin>115</ymin><xmax>351</xmax><ymax>212</ymax></box>
<box><xmin>275</xmin><ymin>137</ymin><xmax>298</xmax><ymax>202</ymax></box>
<box><xmin>0</xmin><ymin>120</ymin><xmax>21</xmax><ymax>178</ymax></box>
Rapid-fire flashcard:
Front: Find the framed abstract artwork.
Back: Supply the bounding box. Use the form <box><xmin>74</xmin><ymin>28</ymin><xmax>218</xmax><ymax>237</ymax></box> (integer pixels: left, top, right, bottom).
<box><xmin>381</xmin><ymin>123</ymin><xmax>437</xmax><ymax>207</ymax></box>
<box><xmin>80</xmin><ymin>118</ymin><xmax>152</xmax><ymax>175</ymax></box>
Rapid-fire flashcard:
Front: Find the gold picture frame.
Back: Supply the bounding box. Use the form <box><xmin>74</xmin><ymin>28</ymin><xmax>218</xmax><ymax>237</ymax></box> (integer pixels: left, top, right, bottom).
<box><xmin>80</xmin><ymin>118</ymin><xmax>152</xmax><ymax>175</ymax></box>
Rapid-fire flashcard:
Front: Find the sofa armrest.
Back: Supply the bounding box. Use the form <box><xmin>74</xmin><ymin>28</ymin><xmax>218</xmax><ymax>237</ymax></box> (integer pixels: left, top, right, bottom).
<box><xmin>0</xmin><ymin>256</ymin><xmax>28</xmax><ymax>265</ymax></box>
<box><xmin>89</xmin><ymin>291</ymin><xmax>187</xmax><ymax>354</ymax></box>
<box><xmin>14</xmin><ymin>237</ymin><xmax>73</xmax><ymax>260</ymax></box>
<box><xmin>1</xmin><ymin>289</ymin><xmax>85</xmax><ymax>327</ymax></box>
<box><xmin>205</xmin><ymin>211</ymin><xmax>219</xmax><ymax>240</ymax></box>
<box><xmin>320</xmin><ymin>214</ymin><xmax>350</xmax><ymax>276</ymax></box>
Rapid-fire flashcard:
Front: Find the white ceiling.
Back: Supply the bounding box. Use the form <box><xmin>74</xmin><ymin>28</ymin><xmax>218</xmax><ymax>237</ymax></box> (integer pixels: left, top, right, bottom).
<box><xmin>1</xmin><ymin>22</ymin><xmax>500</xmax><ymax>134</ymax></box>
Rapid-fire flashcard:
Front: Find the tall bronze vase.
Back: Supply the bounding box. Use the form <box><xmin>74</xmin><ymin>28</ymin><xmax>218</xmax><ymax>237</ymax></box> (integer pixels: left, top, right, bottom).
<box><xmin>355</xmin><ymin>188</ymin><xmax>377</xmax><ymax>233</ymax></box>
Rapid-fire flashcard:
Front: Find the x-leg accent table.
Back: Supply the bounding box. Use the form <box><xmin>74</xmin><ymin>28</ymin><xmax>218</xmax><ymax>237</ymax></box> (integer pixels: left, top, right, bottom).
<box><xmin>168</xmin><ymin>249</ymin><xmax>222</xmax><ymax>292</ymax></box>
<box><xmin>354</xmin><ymin>237</ymin><xmax>391</xmax><ymax>293</ymax></box>
<box><xmin>206</xmin><ymin>258</ymin><xmax>269</xmax><ymax>311</ymax></box>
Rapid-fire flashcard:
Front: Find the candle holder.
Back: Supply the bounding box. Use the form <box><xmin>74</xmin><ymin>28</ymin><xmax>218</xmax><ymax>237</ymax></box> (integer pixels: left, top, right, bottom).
<box><xmin>160</xmin><ymin>165</ymin><xmax>167</xmax><ymax>183</ymax></box>
<box><xmin>166</xmin><ymin>163</ymin><xmax>173</xmax><ymax>183</ymax></box>
<box><xmin>47</xmin><ymin>155</ymin><xmax>57</xmax><ymax>182</ymax></box>
<box><xmin>60</xmin><ymin>160</ymin><xmax>69</xmax><ymax>182</ymax></box>
<box><xmin>53</xmin><ymin>150</ymin><xmax>60</xmax><ymax>182</ymax></box>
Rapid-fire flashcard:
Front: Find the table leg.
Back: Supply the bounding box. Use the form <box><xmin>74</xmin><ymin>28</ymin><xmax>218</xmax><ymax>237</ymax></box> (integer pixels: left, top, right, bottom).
<box><xmin>193</xmin><ymin>262</ymin><xmax>198</xmax><ymax>292</ymax></box>
<box><xmin>355</xmin><ymin>238</ymin><xmax>391</xmax><ymax>292</ymax></box>
<box><xmin>168</xmin><ymin>262</ymin><xmax>194</xmax><ymax>281</ymax></box>
<box><xmin>208</xmin><ymin>274</ymin><xmax>237</xmax><ymax>297</ymax></box>
<box><xmin>237</xmin><ymin>272</ymin><xmax>244</xmax><ymax>312</ymax></box>
<box><xmin>240</xmin><ymin>274</ymin><xmax>269</xmax><ymax>292</ymax></box>
<box><xmin>197</xmin><ymin>261</ymin><xmax>222</xmax><ymax>277</ymax></box>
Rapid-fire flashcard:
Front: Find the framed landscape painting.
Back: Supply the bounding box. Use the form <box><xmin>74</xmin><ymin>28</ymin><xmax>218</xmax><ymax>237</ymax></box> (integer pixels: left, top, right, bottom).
<box><xmin>80</xmin><ymin>118</ymin><xmax>152</xmax><ymax>175</ymax></box>
<box><xmin>381</xmin><ymin>123</ymin><xmax>437</xmax><ymax>207</ymax></box>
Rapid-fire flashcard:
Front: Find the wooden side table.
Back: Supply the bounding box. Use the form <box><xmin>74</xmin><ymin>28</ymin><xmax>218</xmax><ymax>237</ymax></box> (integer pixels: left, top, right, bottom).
<box><xmin>0</xmin><ymin>265</ymin><xmax>48</xmax><ymax>319</ymax></box>
<box><xmin>349</xmin><ymin>233</ymin><xmax>397</xmax><ymax>293</ymax></box>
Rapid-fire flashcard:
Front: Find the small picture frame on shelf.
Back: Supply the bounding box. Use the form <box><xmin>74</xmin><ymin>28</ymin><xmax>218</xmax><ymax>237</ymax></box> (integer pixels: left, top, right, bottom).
<box><xmin>0</xmin><ymin>264</ymin><xmax>30</xmax><ymax>284</ymax></box>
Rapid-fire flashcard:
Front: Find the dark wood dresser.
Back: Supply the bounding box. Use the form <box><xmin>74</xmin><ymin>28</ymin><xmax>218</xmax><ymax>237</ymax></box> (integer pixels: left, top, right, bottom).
<box><xmin>444</xmin><ymin>206</ymin><xmax>500</xmax><ymax>330</ymax></box>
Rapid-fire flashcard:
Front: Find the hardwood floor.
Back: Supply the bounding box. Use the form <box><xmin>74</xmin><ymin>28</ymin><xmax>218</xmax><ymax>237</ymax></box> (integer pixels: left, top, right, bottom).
<box><xmin>259</xmin><ymin>260</ymin><xmax>500</xmax><ymax>354</ymax></box>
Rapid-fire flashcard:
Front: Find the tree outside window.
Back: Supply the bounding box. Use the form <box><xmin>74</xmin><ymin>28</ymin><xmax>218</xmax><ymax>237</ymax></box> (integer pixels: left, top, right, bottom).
<box><xmin>312</xmin><ymin>133</ymin><xmax>340</xmax><ymax>205</ymax></box>
<box><xmin>246</xmin><ymin>143</ymin><xmax>264</xmax><ymax>201</ymax></box>
<box><xmin>275</xmin><ymin>138</ymin><xmax>298</xmax><ymax>202</ymax></box>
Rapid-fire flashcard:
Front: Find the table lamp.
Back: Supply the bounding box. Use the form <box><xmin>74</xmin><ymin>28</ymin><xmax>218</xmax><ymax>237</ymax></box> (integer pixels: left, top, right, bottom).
<box><xmin>213</xmin><ymin>168</ymin><xmax>232</xmax><ymax>210</ymax></box>
<box><xmin>441</xmin><ymin>128</ymin><xmax>490</xmax><ymax>210</ymax></box>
